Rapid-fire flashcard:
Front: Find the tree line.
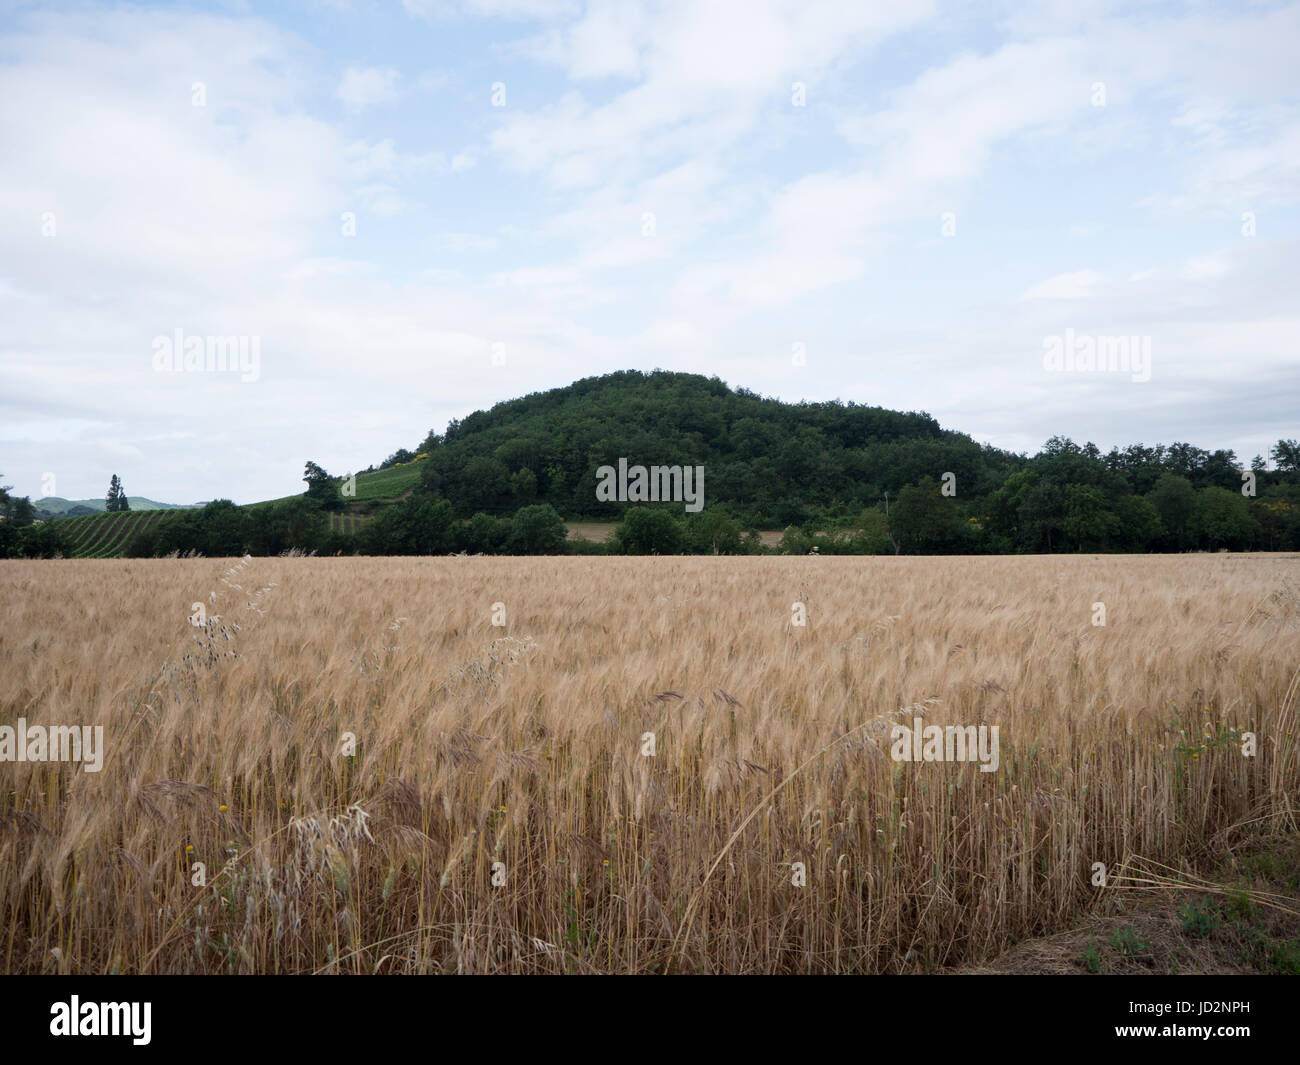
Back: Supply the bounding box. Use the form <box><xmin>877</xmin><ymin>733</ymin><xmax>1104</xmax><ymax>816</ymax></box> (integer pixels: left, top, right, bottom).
<box><xmin>112</xmin><ymin>438</ymin><xmax>1300</xmax><ymax>559</ymax></box>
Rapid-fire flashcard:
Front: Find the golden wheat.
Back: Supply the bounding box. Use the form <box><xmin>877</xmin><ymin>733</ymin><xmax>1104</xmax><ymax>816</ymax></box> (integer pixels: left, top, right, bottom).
<box><xmin>1</xmin><ymin>554</ymin><xmax>1297</xmax><ymax>973</ymax></box>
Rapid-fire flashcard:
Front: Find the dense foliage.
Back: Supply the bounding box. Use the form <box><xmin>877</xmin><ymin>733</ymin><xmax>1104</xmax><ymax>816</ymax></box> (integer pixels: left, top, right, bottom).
<box><xmin>409</xmin><ymin>369</ymin><xmax>1009</xmax><ymax>525</ymax></box>
<box><xmin>1</xmin><ymin>474</ymin><xmax>71</xmax><ymax>558</ymax></box>
<box><xmin>394</xmin><ymin>370</ymin><xmax>1297</xmax><ymax>555</ymax></box>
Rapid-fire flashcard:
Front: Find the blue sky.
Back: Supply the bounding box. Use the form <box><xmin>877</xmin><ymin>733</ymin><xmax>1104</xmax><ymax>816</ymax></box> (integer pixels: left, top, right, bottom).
<box><xmin>2</xmin><ymin>0</ymin><xmax>1297</xmax><ymax>503</ymax></box>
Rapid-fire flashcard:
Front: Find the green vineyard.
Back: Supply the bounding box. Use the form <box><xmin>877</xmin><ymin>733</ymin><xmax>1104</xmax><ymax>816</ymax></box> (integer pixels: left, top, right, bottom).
<box><xmin>52</xmin><ymin>508</ymin><xmax>374</xmax><ymax>558</ymax></box>
<box><xmin>328</xmin><ymin>512</ymin><xmax>369</xmax><ymax>535</ymax></box>
<box><xmin>48</xmin><ymin>465</ymin><xmax>399</xmax><ymax>557</ymax></box>
<box><xmin>56</xmin><ymin>510</ymin><xmax>180</xmax><ymax>559</ymax></box>
<box><xmin>344</xmin><ymin>461</ymin><xmax>423</xmax><ymax>501</ymax></box>
<box><xmin>244</xmin><ymin>463</ymin><xmax>422</xmax><ymax>511</ymax></box>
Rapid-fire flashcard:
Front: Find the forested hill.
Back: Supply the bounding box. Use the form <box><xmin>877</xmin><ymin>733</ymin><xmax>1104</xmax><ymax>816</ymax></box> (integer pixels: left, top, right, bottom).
<box><xmin>402</xmin><ymin>370</ymin><xmax>1018</xmax><ymax>524</ymax></box>
<box><xmin>8</xmin><ymin>370</ymin><xmax>1296</xmax><ymax>559</ymax></box>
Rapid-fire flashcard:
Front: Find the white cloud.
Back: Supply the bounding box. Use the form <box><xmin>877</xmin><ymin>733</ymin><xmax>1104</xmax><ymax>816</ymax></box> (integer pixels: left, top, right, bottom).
<box><xmin>1143</xmin><ymin>121</ymin><xmax>1300</xmax><ymax>215</ymax></box>
<box><xmin>1182</xmin><ymin>254</ymin><xmax>1232</xmax><ymax>281</ymax></box>
<box><xmin>492</xmin><ymin>1</ymin><xmax>936</xmax><ymax>188</ymax></box>
<box><xmin>433</xmin><ymin>232</ymin><xmax>500</xmax><ymax>253</ymax></box>
<box><xmin>4</xmin><ymin>0</ymin><xmax>1299</xmax><ymax>504</ymax></box>
<box><xmin>335</xmin><ymin>65</ymin><xmax>401</xmax><ymax>112</ymax></box>
<box><xmin>346</xmin><ymin>138</ymin><xmax>477</xmax><ymax>180</ymax></box>
<box><xmin>403</xmin><ymin>0</ymin><xmax>578</xmax><ymax>21</ymax></box>
<box><xmin>354</xmin><ymin>183</ymin><xmax>412</xmax><ymax>216</ymax></box>
<box><xmin>1021</xmin><ymin>270</ymin><xmax>1102</xmax><ymax>301</ymax></box>
<box><xmin>416</xmin><ymin>69</ymin><xmax>451</xmax><ymax>92</ymax></box>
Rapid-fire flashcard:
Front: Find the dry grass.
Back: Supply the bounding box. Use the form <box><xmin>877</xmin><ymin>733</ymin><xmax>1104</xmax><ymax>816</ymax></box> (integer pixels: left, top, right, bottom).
<box><xmin>564</xmin><ymin>521</ymin><xmax>617</xmax><ymax>542</ymax></box>
<box><xmin>961</xmin><ymin>839</ymin><xmax>1300</xmax><ymax>974</ymax></box>
<box><xmin>1</xmin><ymin>553</ymin><xmax>1297</xmax><ymax>974</ymax></box>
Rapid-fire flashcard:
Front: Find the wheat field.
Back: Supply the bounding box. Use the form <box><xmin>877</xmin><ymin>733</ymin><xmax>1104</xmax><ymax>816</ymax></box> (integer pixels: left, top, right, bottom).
<box><xmin>1</xmin><ymin>554</ymin><xmax>1297</xmax><ymax>974</ymax></box>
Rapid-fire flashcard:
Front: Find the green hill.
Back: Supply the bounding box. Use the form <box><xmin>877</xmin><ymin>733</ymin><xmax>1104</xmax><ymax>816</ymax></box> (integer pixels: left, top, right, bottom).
<box><xmin>42</xmin><ymin>370</ymin><xmax>986</xmax><ymax>556</ymax></box>
<box><xmin>15</xmin><ymin>370</ymin><xmax>1294</xmax><ymax>558</ymax></box>
<box><xmin>36</xmin><ymin>496</ymin><xmax>197</xmax><ymax>517</ymax></box>
<box><xmin>408</xmin><ymin>369</ymin><xmax>1015</xmax><ymax>524</ymax></box>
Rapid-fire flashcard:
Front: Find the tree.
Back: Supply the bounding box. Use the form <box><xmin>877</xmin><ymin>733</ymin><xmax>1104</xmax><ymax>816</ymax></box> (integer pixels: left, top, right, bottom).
<box><xmin>1202</xmin><ymin>449</ymin><xmax>1241</xmax><ymax>491</ymax></box>
<box><xmin>16</xmin><ymin>522</ymin><xmax>69</xmax><ymax>559</ymax></box>
<box><xmin>1249</xmin><ymin>492</ymin><xmax>1300</xmax><ymax>551</ymax></box>
<box><xmin>9</xmin><ymin>497</ymin><xmax>36</xmax><ymax>527</ymax></box>
<box><xmin>303</xmin><ymin>461</ymin><xmax>341</xmax><ymax>511</ymax></box>
<box><xmin>1271</xmin><ymin>439</ymin><xmax>1300</xmax><ymax>473</ymax></box>
<box><xmin>1017</xmin><ymin>482</ymin><xmax>1066</xmax><ymax>552</ymax></box>
<box><xmin>1037</xmin><ymin>436</ymin><xmax>1107</xmax><ymax>488</ymax></box>
<box><xmin>1193</xmin><ymin>487</ymin><xmax>1255</xmax><ymax>550</ymax></box>
<box><xmin>106</xmin><ymin>474</ymin><xmax>129</xmax><ymax>512</ymax></box>
<box><xmin>985</xmin><ymin>469</ymin><xmax>1037</xmax><ymax>547</ymax></box>
<box><xmin>246</xmin><ymin>497</ymin><xmax>326</xmax><ymax>556</ymax></box>
<box><xmin>153</xmin><ymin>499</ymin><xmax>256</xmax><ymax>557</ymax></box>
<box><xmin>1113</xmin><ymin>495</ymin><xmax>1163</xmax><ymax>552</ymax></box>
<box><xmin>684</xmin><ymin>509</ymin><xmax>744</xmax><ymax>554</ymax></box>
<box><xmin>778</xmin><ymin>525</ymin><xmax>811</xmax><ymax>555</ymax></box>
<box><xmin>1165</xmin><ymin>441</ymin><xmax>1210</xmax><ymax>479</ymax></box>
<box><xmin>364</xmin><ymin>497</ymin><xmax>453</xmax><ymax>554</ymax></box>
<box><xmin>613</xmin><ymin>508</ymin><xmax>684</xmax><ymax>554</ymax></box>
<box><xmin>0</xmin><ymin>473</ymin><xmax>33</xmax><ymax>528</ymax></box>
<box><xmin>461</xmin><ymin>455</ymin><xmax>512</xmax><ymax>514</ymax></box>
<box><xmin>1149</xmin><ymin>474</ymin><xmax>1195</xmax><ymax>550</ymax></box>
<box><xmin>194</xmin><ymin>499</ymin><xmax>248</xmax><ymax>556</ymax></box>
<box><xmin>124</xmin><ymin>524</ymin><xmax>160</xmax><ymax>558</ymax></box>
<box><xmin>847</xmin><ymin>509</ymin><xmax>895</xmax><ymax>554</ymax></box>
<box><xmin>510</xmin><ymin>467</ymin><xmax>538</xmax><ymax>506</ymax></box>
<box><xmin>506</xmin><ymin>504</ymin><xmax>567</xmax><ymax>554</ymax></box>
<box><xmin>0</xmin><ymin>476</ymin><xmax>17</xmax><ymax>557</ymax></box>
<box><xmin>889</xmin><ymin>476</ymin><xmax>966</xmax><ymax>553</ymax></box>
<box><xmin>1063</xmin><ymin>484</ymin><xmax>1119</xmax><ymax>551</ymax></box>
<box><xmin>406</xmin><ymin>499</ymin><xmax>454</xmax><ymax>553</ymax></box>
<box><xmin>456</xmin><ymin>512</ymin><xmax>509</xmax><ymax>554</ymax></box>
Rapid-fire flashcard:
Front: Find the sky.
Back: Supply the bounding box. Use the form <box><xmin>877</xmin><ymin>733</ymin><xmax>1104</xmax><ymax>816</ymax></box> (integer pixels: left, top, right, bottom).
<box><xmin>1</xmin><ymin>0</ymin><xmax>1297</xmax><ymax>504</ymax></box>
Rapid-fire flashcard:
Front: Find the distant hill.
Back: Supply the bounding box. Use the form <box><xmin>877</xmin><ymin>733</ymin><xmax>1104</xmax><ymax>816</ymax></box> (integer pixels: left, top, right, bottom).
<box><xmin>406</xmin><ymin>369</ymin><xmax>1018</xmax><ymax>524</ymax></box>
<box><xmin>37</xmin><ymin>496</ymin><xmax>199</xmax><ymax>518</ymax></box>
<box><xmin>39</xmin><ymin>367</ymin><xmax>988</xmax><ymax>554</ymax></box>
<box><xmin>29</xmin><ymin>370</ymin><xmax>1010</xmax><ymax>533</ymax></box>
<box><xmin>13</xmin><ymin>370</ymin><xmax>1294</xmax><ymax>559</ymax></box>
